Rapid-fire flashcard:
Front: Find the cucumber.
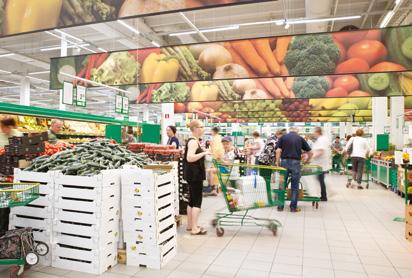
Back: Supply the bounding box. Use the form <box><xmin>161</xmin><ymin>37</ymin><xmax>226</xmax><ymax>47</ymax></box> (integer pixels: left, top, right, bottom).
<box><xmin>368</xmin><ymin>73</ymin><xmax>390</xmax><ymax>91</ymax></box>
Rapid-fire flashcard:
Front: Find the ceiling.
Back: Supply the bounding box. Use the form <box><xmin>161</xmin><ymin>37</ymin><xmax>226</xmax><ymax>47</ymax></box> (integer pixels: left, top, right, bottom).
<box><xmin>0</xmin><ymin>0</ymin><xmax>410</xmax><ymax>120</ymax></box>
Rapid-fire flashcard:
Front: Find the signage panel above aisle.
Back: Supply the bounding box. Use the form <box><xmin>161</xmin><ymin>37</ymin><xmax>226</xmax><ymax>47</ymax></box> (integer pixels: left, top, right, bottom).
<box><xmin>50</xmin><ymin>25</ymin><xmax>412</xmax><ymax>91</ymax></box>
<box><xmin>0</xmin><ymin>0</ymin><xmax>266</xmax><ymax>38</ymax></box>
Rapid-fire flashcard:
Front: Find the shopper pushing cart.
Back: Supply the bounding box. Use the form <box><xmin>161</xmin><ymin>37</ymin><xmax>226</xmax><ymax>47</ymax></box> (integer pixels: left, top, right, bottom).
<box><xmin>276</xmin><ymin>127</ymin><xmax>313</xmax><ymax>212</ymax></box>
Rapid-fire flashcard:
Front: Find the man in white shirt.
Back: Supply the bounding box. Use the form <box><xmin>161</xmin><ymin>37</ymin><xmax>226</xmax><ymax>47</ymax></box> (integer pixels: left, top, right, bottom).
<box><xmin>311</xmin><ymin>127</ymin><xmax>332</xmax><ymax>201</ymax></box>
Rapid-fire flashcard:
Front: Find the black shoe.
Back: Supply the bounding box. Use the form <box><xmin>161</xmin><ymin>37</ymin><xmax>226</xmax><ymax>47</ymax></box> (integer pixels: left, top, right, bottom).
<box><xmin>277</xmin><ymin>206</ymin><xmax>284</xmax><ymax>211</ymax></box>
<box><xmin>290</xmin><ymin>207</ymin><xmax>302</xmax><ymax>213</ymax></box>
<box><xmin>320</xmin><ymin>197</ymin><xmax>328</xmax><ymax>202</ymax></box>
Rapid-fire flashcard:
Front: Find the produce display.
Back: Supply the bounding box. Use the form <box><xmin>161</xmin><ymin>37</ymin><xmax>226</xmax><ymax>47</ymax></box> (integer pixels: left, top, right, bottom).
<box><xmin>25</xmin><ymin>139</ymin><xmax>150</xmax><ymax>176</ymax></box>
<box><xmin>50</xmin><ymin>26</ymin><xmax>412</xmax><ymax>95</ymax></box>
<box><xmin>0</xmin><ymin>0</ymin><xmax>256</xmax><ymax>37</ymax></box>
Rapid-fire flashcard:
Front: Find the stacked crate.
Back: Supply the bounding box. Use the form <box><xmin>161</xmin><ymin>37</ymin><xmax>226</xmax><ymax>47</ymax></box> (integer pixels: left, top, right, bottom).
<box><xmin>406</xmin><ymin>203</ymin><xmax>412</xmax><ymax>242</ymax></box>
<box><xmin>9</xmin><ymin>169</ymin><xmax>55</xmax><ymax>266</ymax></box>
<box><xmin>121</xmin><ymin>169</ymin><xmax>177</xmax><ymax>269</ymax></box>
<box><xmin>51</xmin><ymin>170</ymin><xmax>120</xmax><ymax>275</ymax></box>
<box><xmin>178</xmin><ymin>158</ymin><xmax>189</xmax><ymax>215</ymax></box>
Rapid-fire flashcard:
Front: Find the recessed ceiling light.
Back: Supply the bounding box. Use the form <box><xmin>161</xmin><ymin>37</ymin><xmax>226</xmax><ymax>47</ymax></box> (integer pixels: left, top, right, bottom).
<box><xmin>97</xmin><ymin>47</ymin><xmax>108</xmax><ymax>52</ymax></box>
<box><xmin>28</xmin><ymin>71</ymin><xmax>50</xmax><ymax>75</ymax></box>
<box><xmin>151</xmin><ymin>41</ymin><xmax>160</xmax><ymax>47</ymax></box>
<box><xmin>117</xmin><ymin>20</ymin><xmax>140</xmax><ymax>35</ymax></box>
<box><xmin>0</xmin><ymin>53</ymin><xmax>15</xmax><ymax>58</ymax></box>
<box><xmin>54</xmin><ymin>29</ymin><xmax>83</xmax><ymax>42</ymax></box>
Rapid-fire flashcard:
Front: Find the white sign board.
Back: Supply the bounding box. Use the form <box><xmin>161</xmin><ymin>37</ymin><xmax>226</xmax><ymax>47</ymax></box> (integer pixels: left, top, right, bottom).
<box><xmin>62</xmin><ymin>82</ymin><xmax>74</xmax><ymax>105</ymax></box>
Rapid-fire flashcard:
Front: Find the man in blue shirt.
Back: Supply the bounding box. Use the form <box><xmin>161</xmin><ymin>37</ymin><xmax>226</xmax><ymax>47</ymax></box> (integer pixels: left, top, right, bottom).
<box><xmin>276</xmin><ymin>127</ymin><xmax>312</xmax><ymax>212</ymax></box>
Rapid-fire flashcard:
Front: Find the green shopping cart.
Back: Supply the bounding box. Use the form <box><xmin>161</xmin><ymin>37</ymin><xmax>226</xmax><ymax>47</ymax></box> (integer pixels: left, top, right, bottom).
<box><xmin>284</xmin><ymin>164</ymin><xmax>323</xmax><ymax>209</ymax></box>
<box><xmin>0</xmin><ymin>183</ymin><xmax>49</xmax><ymax>278</ymax></box>
<box><xmin>212</xmin><ymin>160</ymin><xmax>287</xmax><ymax>237</ymax></box>
<box><xmin>345</xmin><ymin>158</ymin><xmax>371</xmax><ymax>189</ymax></box>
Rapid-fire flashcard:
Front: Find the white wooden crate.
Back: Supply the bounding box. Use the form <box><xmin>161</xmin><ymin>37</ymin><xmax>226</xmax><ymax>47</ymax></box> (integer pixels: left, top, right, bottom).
<box><xmin>123</xmin><ymin>222</ymin><xmax>176</xmax><ymax>245</ymax></box>
<box><xmin>53</xmin><ymin>217</ymin><xmax>119</xmax><ymax>238</ymax></box>
<box><xmin>126</xmin><ymin>236</ymin><xmax>177</xmax><ymax>269</ymax></box>
<box><xmin>52</xmin><ymin>244</ymin><xmax>117</xmax><ymax>275</ymax></box>
<box><xmin>54</xmin><ymin>183</ymin><xmax>119</xmax><ymax>201</ymax></box>
<box><xmin>122</xmin><ymin>194</ymin><xmax>174</xmax><ymax>221</ymax></box>
<box><xmin>55</xmin><ymin>170</ymin><xmax>120</xmax><ymax>189</ymax></box>
<box><xmin>54</xmin><ymin>206</ymin><xmax>119</xmax><ymax>225</ymax></box>
<box><xmin>54</xmin><ymin>194</ymin><xmax>118</xmax><ymax>214</ymax></box>
<box><xmin>122</xmin><ymin>210</ymin><xmax>175</xmax><ymax>234</ymax></box>
<box><xmin>10</xmin><ymin>205</ymin><xmax>53</xmax><ymax>219</ymax></box>
<box><xmin>53</xmin><ymin>231</ymin><xmax>118</xmax><ymax>251</ymax></box>
<box><xmin>9</xmin><ymin>214</ymin><xmax>51</xmax><ymax>231</ymax></box>
<box><xmin>14</xmin><ymin>169</ymin><xmax>54</xmax><ymax>184</ymax></box>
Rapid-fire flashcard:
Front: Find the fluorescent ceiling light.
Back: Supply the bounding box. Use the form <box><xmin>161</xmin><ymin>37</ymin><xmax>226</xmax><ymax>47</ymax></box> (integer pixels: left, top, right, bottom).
<box><xmin>54</xmin><ymin>29</ymin><xmax>83</xmax><ymax>42</ymax></box>
<box><xmin>45</xmin><ymin>31</ymin><xmax>95</xmax><ymax>53</ymax></box>
<box><xmin>286</xmin><ymin>15</ymin><xmax>361</xmax><ymax>25</ymax></box>
<box><xmin>0</xmin><ymin>69</ymin><xmax>11</xmax><ymax>74</ymax></box>
<box><xmin>151</xmin><ymin>41</ymin><xmax>160</xmax><ymax>47</ymax></box>
<box><xmin>40</xmin><ymin>44</ymin><xmax>90</xmax><ymax>52</ymax></box>
<box><xmin>97</xmin><ymin>47</ymin><xmax>108</xmax><ymax>52</ymax></box>
<box><xmin>238</xmin><ymin>19</ymin><xmax>284</xmax><ymax>27</ymax></box>
<box><xmin>28</xmin><ymin>71</ymin><xmax>50</xmax><ymax>75</ymax></box>
<box><xmin>169</xmin><ymin>25</ymin><xmax>239</xmax><ymax>36</ymax></box>
<box><xmin>27</xmin><ymin>76</ymin><xmax>50</xmax><ymax>83</ymax></box>
<box><xmin>117</xmin><ymin>20</ymin><xmax>140</xmax><ymax>35</ymax></box>
<box><xmin>380</xmin><ymin>11</ymin><xmax>394</xmax><ymax>28</ymax></box>
<box><xmin>0</xmin><ymin>53</ymin><xmax>15</xmax><ymax>58</ymax></box>
<box><xmin>0</xmin><ymin>86</ymin><xmax>19</xmax><ymax>89</ymax></box>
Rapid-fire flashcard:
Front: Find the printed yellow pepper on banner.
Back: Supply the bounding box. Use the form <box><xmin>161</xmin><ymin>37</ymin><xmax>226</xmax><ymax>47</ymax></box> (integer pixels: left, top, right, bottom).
<box><xmin>140</xmin><ymin>53</ymin><xmax>179</xmax><ymax>83</ymax></box>
<box><xmin>4</xmin><ymin>0</ymin><xmax>63</xmax><ymax>35</ymax></box>
<box><xmin>191</xmin><ymin>81</ymin><xmax>219</xmax><ymax>101</ymax></box>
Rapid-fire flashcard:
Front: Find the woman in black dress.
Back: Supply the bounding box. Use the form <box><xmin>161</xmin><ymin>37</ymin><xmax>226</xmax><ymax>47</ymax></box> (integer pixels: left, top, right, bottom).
<box><xmin>183</xmin><ymin>120</ymin><xmax>210</xmax><ymax>235</ymax></box>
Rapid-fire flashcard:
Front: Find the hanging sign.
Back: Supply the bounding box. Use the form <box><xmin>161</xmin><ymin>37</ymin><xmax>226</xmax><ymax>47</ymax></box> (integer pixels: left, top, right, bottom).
<box><xmin>62</xmin><ymin>82</ymin><xmax>74</xmax><ymax>105</ymax></box>
<box><xmin>122</xmin><ymin>96</ymin><xmax>129</xmax><ymax>115</ymax></box>
<box><xmin>115</xmin><ymin>95</ymin><xmax>123</xmax><ymax>114</ymax></box>
<box><xmin>75</xmin><ymin>85</ymin><xmax>87</xmax><ymax>107</ymax></box>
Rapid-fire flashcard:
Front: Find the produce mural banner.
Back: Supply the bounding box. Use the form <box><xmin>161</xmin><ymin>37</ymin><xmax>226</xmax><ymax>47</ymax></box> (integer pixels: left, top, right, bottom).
<box><xmin>205</xmin><ymin>116</ymin><xmax>372</xmax><ymax>124</ymax></box>
<box><xmin>0</xmin><ymin>0</ymin><xmax>263</xmax><ymax>37</ymax></box>
<box><xmin>50</xmin><ymin>25</ymin><xmax>412</xmax><ymax>92</ymax></box>
<box><xmin>175</xmin><ymin>98</ymin><xmax>373</xmax><ymax>123</ymax></box>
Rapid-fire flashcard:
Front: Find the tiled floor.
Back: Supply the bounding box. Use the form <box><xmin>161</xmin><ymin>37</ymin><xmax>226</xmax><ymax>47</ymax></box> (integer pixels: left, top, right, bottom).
<box><xmin>1</xmin><ymin>174</ymin><xmax>411</xmax><ymax>278</ymax></box>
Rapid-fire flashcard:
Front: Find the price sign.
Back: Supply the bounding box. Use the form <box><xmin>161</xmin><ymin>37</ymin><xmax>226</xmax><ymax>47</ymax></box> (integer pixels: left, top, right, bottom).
<box><xmin>122</xmin><ymin>96</ymin><xmax>129</xmax><ymax>115</ymax></box>
<box><xmin>75</xmin><ymin>85</ymin><xmax>87</xmax><ymax>107</ymax></box>
<box><xmin>62</xmin><ymin>82</ymin><xmax>74</xmax><ymax>105</ymax></box>
<box><xmin>115</xmin><ymin>95</ymin><xmax>123</xmax><ymax>114</ymax></box>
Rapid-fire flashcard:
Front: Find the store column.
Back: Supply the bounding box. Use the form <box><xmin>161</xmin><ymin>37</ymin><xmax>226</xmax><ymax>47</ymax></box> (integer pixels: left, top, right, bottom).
<box><xmin>19</xmin><ymin>77</ymin><xmax>30</xmax><ymax>106</ymax></box>
<box><xmin>339</xmin><ymin>122</ymin><xmax>346</xmax><ymax>139</ymax></box>
<box><xmin>161</xmin><ymin>103</ymin><xmax>175</xmax><ymax>145</ymax></box>
<box><xmin>59</xmin><ymin>35</ymin><xmax>68</xmax><ymax>111</ymax></box>
<box><xmin>372</xmin><ymin>97</ymin><xmax>389</xmax><ymax>150</ymax></box>
<box><xmin>390</xmin><ymin>96</ymin><xmax>404</xmax><ymax>149</ymax></box>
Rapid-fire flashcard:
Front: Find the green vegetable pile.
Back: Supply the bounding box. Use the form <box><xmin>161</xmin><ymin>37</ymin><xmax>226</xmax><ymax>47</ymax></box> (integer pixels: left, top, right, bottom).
<box><xmin>25</xmin><ymin>140</ymin><xmax>151</xmax><ymax>176</ymax></box>
<box><xmin>60</xmin><ymin>0</ymin><xmax>118</xmax><ymax>25</ymax></box>
<box><xmin>152</xmin><ymin>83</ymin><xmax>190</xmax><ymax>103</ymax></box>
<box><xmin>91</xmin><ymin>52</ymin><xmax>139</xmax><ymax>85</ymax></box>
<box><xmin>292</xmin><ymin>76</ymin><xmax>330</xmax><ymax>98</ymax></box>
<box><xmin>284</xmin><ymin>34</ymin><xmax>340</xmax><ymax>75</ymax></box>
<box><xmin>162</xmin><ymin>46</ymin><xmax>210</xmax><ymax>80</ymax></box>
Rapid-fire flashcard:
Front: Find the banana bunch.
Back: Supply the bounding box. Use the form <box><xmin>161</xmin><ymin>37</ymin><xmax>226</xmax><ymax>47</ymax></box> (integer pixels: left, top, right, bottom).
<box><xmin>400</xmin><ymin>73</ymin><xmax>412</xmax><ymax>95</ymax></box>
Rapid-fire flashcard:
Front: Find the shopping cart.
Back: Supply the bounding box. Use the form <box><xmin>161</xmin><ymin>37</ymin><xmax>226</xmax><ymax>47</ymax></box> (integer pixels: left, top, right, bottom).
<box><xmin>345</xmin><ymin>158</ymin><xmax>371</xmax><ymax>189</ymax></box>
<box><xmin>0</xmin><ymin>183</ymin><xmax>49</xmax><ymax>277</ymax></box>
<box><xmin>212</xmin><ymin>160</ymin><xmax>286</xmax><ymax>237</ymax></box>
<box><xmin>284</xmin><ymin>164</ymin><xmax>323</xmax><ymax>209</ymax></box>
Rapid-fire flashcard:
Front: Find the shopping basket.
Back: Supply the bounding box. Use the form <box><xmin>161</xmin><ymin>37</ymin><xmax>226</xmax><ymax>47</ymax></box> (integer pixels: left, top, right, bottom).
<box><xmin>0</xmin><ymin>183</ymin><xmax>40</xmax><ymax>209</ymax></box>
<box><xmin>284</xmin><ymin>164</ymin><xmax>323</xmax><ymax>209</ymax></box>
<box><xmin>212</xmin><ymin>160</ymin><xmax>286</xmax><ymax>237</ymax></box>
<box><xmin>0</xmin><ymin>183</ymin><xmax>48</xmax><ymax>277</ymax></box>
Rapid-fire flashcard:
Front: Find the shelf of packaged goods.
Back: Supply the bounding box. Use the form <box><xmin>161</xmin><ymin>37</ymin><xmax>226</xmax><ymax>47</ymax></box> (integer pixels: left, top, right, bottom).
<box><xmin>0</xmin><ymin>102</ymin><xmax>137</xmax><ymax>126</ymax></box>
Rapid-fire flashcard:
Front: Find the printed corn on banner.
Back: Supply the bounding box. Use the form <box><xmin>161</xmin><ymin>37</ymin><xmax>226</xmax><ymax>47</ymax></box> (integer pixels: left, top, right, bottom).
<box><xmin>0</xmin><ymin>0</ymin><xmax>263</xmax><ymax>37</ymax></box>
<box><xmin>50</xmin><ymin>25</ymin><xmax>412</xmax><ymax>102</ymax></box>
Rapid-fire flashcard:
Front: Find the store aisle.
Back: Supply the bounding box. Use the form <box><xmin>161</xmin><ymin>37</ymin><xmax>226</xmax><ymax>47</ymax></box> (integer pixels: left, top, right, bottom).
<box><xmin>3</xmin><ymin>174</ymin><xmax>412</xmax><ymax>278</ymax></box>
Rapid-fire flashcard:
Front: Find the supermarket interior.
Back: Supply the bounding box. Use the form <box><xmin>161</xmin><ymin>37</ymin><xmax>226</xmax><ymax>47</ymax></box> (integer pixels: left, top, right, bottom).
<box><xmin>1</xmin><ymin>0</ymin><xmax>412</xmax><ymax>277</ymax></box>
